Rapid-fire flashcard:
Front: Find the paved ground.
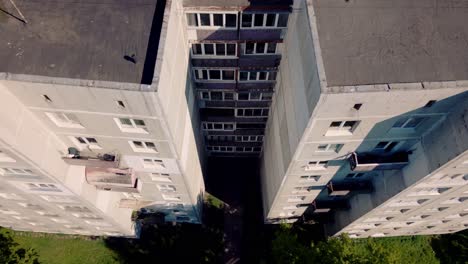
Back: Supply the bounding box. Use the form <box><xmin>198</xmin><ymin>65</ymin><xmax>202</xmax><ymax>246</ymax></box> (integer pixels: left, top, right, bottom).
<box><xmin>204</xmin><ymin>157</ymin><xmax>264</xmax><ymax>264</ymax></box>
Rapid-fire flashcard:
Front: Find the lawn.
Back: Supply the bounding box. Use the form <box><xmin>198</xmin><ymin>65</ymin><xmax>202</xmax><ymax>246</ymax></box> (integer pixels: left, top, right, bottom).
<box><xmin>6</xmin><ymin>230</ymin><xmax>119</xmax><ymax>264</ymax></box>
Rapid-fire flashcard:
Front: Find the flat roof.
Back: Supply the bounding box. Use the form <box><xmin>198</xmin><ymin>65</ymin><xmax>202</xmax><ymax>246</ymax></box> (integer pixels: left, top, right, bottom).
<box><xmin>0</xmin><ymin>0</ymin><xmax>164</xmax><ymax>85</ymax></box>
<box><xmin>314</xmin><ymin>0</ymin><xmax>468</xmax><ymax>86</ymax></box>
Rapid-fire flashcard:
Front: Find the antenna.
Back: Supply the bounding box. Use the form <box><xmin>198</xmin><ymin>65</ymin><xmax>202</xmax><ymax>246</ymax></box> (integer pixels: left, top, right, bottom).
<box><xmin>8</xmin><ymin>0</ymin><xmax>27</xmax><ymax>24</ymax></box>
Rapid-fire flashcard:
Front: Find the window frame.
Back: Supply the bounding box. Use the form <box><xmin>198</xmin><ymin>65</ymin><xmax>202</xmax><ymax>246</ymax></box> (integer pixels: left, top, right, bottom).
<box><xmin>235</xmin><ymin>108</ymin><xmax>270</xmax><ymax>118</ymax></box>
<box><xmin>70</xmin><ymin>136</ymin><xmax>101</xmax><ymax>150</ymax></box>
<box><xmin>142</xmin><ymin>158</ymin><xmax>165</xmax><ymax>169</ymax></box>
<box><xmin>193</xmin><ymin>68</ymin><xmax>237</xmax><ymax>82</ymax></box>
<box><xmin>392</xmin><ymin>116</ymin><xmax>426</xmax><ymax>129</ymax></box>
<box><xmin>129</xmin><ymin>140</ymin><xmax>158</xmax><ymax>153</ymax></box>
<box><xmin>316</xmin><ymin>143</ymin><xmax>344</xmax><ymax>153</ymax></box>
<box><xmin>240</xmin><ymin>12</ymin><xmax>289</xmax><ymax>29</ymax></box>
<box><xmin>186</xmin><ymin>12</ymin><xmax>238</xmax><ymax>30</ymax></box>
<box><xmin>45</xmin><ymin>112</ymin><xmax>84</xmax><ymax>129</ymax></box>
<box><xmin>199</xmin><ymin>91</ymin><xmax>235</xmax><ymax>101</ymax></box>
<box><xmin>114</xmin><ymin>118</ymin><xmax>149</xmax><ymax>134</ymax></box>
<box><xmin>191</xmin><ymin>42</ymin><xmax>238</xmax><ymax>58</ymax></box>
<box><xmin>243</xmin><ymin>42</ymin><xmax>278</xmax><ymax>55</ymax></box>
<box><xmin>238</xmin><ymin>70</ymin><xmax>277</xmax><ymax>82</ymax></box>
<box><xmin>325</xmin><ymin>120</ymin><xmax>359</xmax><ymax>136</ymax></box>
<box><xmin>201</xmin><ymin>122</ymin><xmax>235</xmax><ymax>131</ymax></box>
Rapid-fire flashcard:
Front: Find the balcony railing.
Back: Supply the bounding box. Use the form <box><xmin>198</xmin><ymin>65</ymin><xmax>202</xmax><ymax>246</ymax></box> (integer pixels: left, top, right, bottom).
<box><xmin>349</xmin><ymin>152</ymin><xmax>409</xmax><ymax>172</ymax></box>
<box><xmin>327</xmin><ymin>181</ymin><xmax>373</xmax><ymax>197</ymax></box>
<box><xmin>62</xmin><ymin>148</ymin><xmax>119</xmax><ymax>168</ymax></box>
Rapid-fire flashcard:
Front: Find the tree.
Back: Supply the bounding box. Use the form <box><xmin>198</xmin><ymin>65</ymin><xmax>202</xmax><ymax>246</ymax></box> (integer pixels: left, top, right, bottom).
<box><xmin>432</xmin><ymin>229</ymin><xmax>468</xmax><ymax>264</ymax></box>
<box><xmin>0</xmin><ymin>229</ymin><xmax>40</xmax><ymax>264</ymax></box>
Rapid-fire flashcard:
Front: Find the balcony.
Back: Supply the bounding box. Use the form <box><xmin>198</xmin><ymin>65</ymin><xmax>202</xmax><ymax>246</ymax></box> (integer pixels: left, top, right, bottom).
<box><xmin>85</xmin><ymin>167</ymin><xmax>138</xmax><ymax>193</ymax></box>
<box><xmin>62</xmin><ymin>148</ymin><xmax>119</xmax><ymax>168</ymax></box>
<box><xmin>119</xmin><ymin>199</ymin><xmax>154</xmax><ymax>209</ymax></box>
<box><xmin>302</xmin><ymin>199</ymin><xmax>351</xmax><ymax>213</ymax></box>
<box><xmin>327</xmin><ymin>181</ymin><xmax>373</xmax><ymax>197</ymax></box>
<box><xmin>349</xmin><ymin>152</ymin><xmax>409</xmax><ymax>172</ymax></box>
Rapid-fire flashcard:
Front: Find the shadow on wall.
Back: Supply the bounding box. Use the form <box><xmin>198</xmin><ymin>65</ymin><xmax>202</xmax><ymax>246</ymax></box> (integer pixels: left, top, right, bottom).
<box><xmin>304</xmin><ymin>91</ymin><xmax>468</xmax><ymax>233</ymax></box>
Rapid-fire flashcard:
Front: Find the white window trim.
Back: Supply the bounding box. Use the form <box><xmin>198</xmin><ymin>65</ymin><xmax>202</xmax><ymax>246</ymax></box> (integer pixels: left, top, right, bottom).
<box><xmin>113</xmin><ymin>118</ymin><xmax>149</xmax><ymax>134</ymax></box>
<box><xmin>235</xmin><ymin>135</ymin><xmax>263</xmax><ymax>142</ymax></box>
<box><xmin>45</xmin><ymin>112</ymin><xmax>84</xmax><ymax>129</ymax></box>
<box><xmin>201</xmin><ymin>122</ymin><xmax>235</xmax><ymax>131</ymax></box>
<box><xmin>162</xmin><ymin>194</ymin><xmax>182</xmax><ymax>201</ymax></box>
<box><xmin>235</xmin><ymin>108</ymin><xmax>269</xmax><ymax>118</ymax></box>
<box><xmin>186</xmin><ymin>12</ymin><xmax>238</xmax><ymax>30</ymax></box>
<box><xmin>193</xmin><ymin>68</ymin><xmax>237</xmax><ymax>82</ymax></box>
<box><xmin>191</xmin><ymin>43</ymin><xmax>238</xmax><ymax>58</ymax></box>
<box><xmin>129</xmin><ymin>141</ymin><xmax>158</xmax><ymax>153</ymax></box>
<box><xmin>316</xmin><ymin>143</ymin><xmax>343</xmax><ymax>153</ymax></box>
<box><xmin>325</xmin><ymin>120</ymin><xmax>359</xmax><ymax>137</ymax></box>
<box><xmin>373</xmin><ymin>141</ymin><xmax>402</xmax><ymax>152</ymax></box>
<box><xmin>199</xmin><ymin>91</ymin><xmax>235</xmax><ymax>101</ymax></box>
<box><xmin>206</xmin><ymin>146</ymin><xmax>235</xmax><ymax>152</ymax></box>
<box><xmin>240</xmin><ymin>13</ymin><xmax>289</xmax><ymax>29</ymax></box>
<box><xmin>69</xmin><ymin>136</ymin><xmax>102</xmax><ymax>151</ymax></box>
<box><xmin>142</xmin><ymin>158</ymin><xmax>165</xmax><ymax>169</ymax></box>
<box><xmin>305</xmin><ymin>161</ymin><xmax>328</xmax><ymax>171</ymax></box>
<box><xmin>150</xmin><ymin>173</ymin><xmax>172</xmax><ymax>183</ymax></box>
<box><xmin>243</xmin><ymin>42</ymin><xmax>278</xmax><ymax>55</ymax></box>
<box><xmin>238</xmin><ymin>71</ymin><xmax>276</xmax><ymax>82</ymax></box>
<box><xmin>0</xmin><ymin>168</ymin><xmax>34</xmax><ymax>176</ymax></box>
<box><xmin>299</xmin><ymin>175</ymin><xmax>321</xmax><ymax>182</ymax></box>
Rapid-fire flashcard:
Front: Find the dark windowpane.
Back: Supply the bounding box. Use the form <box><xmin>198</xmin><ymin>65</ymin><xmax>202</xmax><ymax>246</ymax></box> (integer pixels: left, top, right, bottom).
<box><xmin>209</xmin><ymin>70</ymin><xmax>221</xmax><ymax>80</ymax></box>
<box><xmin>253</xmin><ymin>109</ymin><xmax>262</xmax><ymax>116</ymax></box>
<box><xmin>192</xmin><ymin>44</ymin><xmax>202</xmax><ymax>55</ymax></box>
<box><xmin>223</xmin><ymin>70</ymin><xmax>235</xmax><ymax>80</ymax></box>
<box><xmin>213</xmin><ymin>14</ymin><xmax>223</xmax><ymax>26</ymax></box>
<box><xmin>254</xmin><ymin>14</ymin><xmax>264</xmax><ymax>27</ymax></box>
<box><xmin>266</xmin><ymin>14</ymin><xmax>276</xmax><ymax>26</ymax></box>
<box><xmin>267</xmin><ymin>43</ymin><xmax>277</xmax><ymax>53</ymax></box>
<box><xmin>256</xmin><ymin>43</ymin><xmax>266</xmax><ymax>54</ymax></box>
<box><xmin>245</xmin><ymin>43</ymin><xmax>255</xmax><ymax>54</ymax></box>
<box><xmin>187</xmin><ymin>14</ymin><xmax>198</xmax><ymax>26</ymax></box>
<box><xmin>202</xmin><ymin>70</ymin><xmax>208</xmax><ymax>80</ymax></box>
<box><xmin>330</xmin><ymin>121</ymin><xmax>341</xmax><ymax>127</ymax></box>
<box><xmin>226</xmin><ymin>44</ymin><xmax>236</xmax><ymax>56</ymax></box>
<box><xmin>211</xmin><ymin>92</ymin><xmax>222</xmax><ymax>100</ymax></box>
<box><xmin>238</xmin><ymin>93</ymin><xmax>249</xmax><ymax>100</ymax></box>
<box><xmin>268</xmin><ymin>72</ymin><xmax>277</xmax><ymax>80</ymax></box>
<box><xmin>224</xmin><ymin>93</ymin><xmax>234</xmax><ymax>100</ymax></box>
<box><xmin>242</xmin><ymin>14</ymin><xmax>252</xmax><ymax>27</ymax></box>
<box><xmin>201</xmin><ymin>92</ymin><xmax>210</xmax><ymax>99</ymax></box>
<box><xmin>76</xmin><ymin>137</ymin><xmax>86</xmax><ymax>144</ymax></box>
<box><xmin>86</xmin><ymin>138</ymin><xmax>97</xmax><ymax>143</ymax></box>
<box><xmin>226</xmin><ymin>14</ymin><xmax>237</xmax><ymax>27</ymax></box>
<box><xmin>200</xmin><ymin>14</ymin><xmax>210</xmax><ymax>26</ymax></box>
<box><xmin>216</xmin><ymin>44</ymin><xmax>225</xmax><ymax>55</ymax></box>
<box><xmin>277</xmin><ymin>13</ymin><xmax>289</xmax><ymax>27</ymax></box>
<box><xmin>134</xmin><ymin>120</ymin><xmax>145</xmax><ymax>126</ymax></box>
<box><xmin>249</xmin><ymin>72</ymin><xmax>258</xmax><ymax>80</ymax></box>
<box><xmin>385</xmin><ymin>142</ymin><xmax>399</xmax><ymax>152</ymax></box>
<box><xmin>259</xmin><ymin>72</ymin><xmax>267</xmax><ymax>80</ymax></box>
<box><xmin>239</xmin><ymin>72</ymin><xmax>248</xmax><ymax>81</ymax></box>
<box><xmin>375</xmin><ymin>142</ymin><xmax>389</xmax><ymax>149</ymax></box>
<box><xmin>214</xmin><ymin>124</ymin><xmax>222</xmax><ymax>129</ymax></box>
<box><xmin>224</xmin><ymin>124</ymin><xmax>234</xmax><ymax>130</ymax></box>
<box><xmin>250</xmin><ymin>92</ymin><xmax>261</xmax><ymax>100</ymax></box>
<box><xmin>204</xmin><ymin>44</ymin><xmax>214</xmax><ymax>55</ymax></box>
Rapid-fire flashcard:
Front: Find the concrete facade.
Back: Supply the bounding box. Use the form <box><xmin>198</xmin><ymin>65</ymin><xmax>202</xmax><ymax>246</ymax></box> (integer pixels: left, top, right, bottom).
<box><xmin>0</xmin><ymin>0</ymin><xmax>204</xmax><ymax>237</ymax></box>
<box><xmin>261</xmin><ymin>0</ymin><xmax>468</xmax><ymax>237</ymax></box>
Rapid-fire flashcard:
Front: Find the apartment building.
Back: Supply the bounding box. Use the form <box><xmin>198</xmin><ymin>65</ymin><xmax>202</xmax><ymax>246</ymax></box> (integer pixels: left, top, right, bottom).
<box><xmin>0</xmin><ymin>0</ymin><xmax>205</xmax><ymax>236</ymax></box>
<box><xmin>261</xmin><ymin>0</ymin><xmax>468</xmax><ymax>237</ymax></box>
<box><xmin>184</xmin><ymin>0</ymin><xmax>293</xmax><ymax>156</ymax></box>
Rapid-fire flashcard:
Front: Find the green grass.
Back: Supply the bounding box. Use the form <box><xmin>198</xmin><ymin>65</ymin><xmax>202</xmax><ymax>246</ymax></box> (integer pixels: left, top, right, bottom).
<box><xmin>8</xmin><ymin>230</ymin><xmax>120</xmax><ymax>264</ymax></box>
<box><xmin>204</xmin><ymin>193</ymin><xmax>225</xmax><ymax>209</ymax></box>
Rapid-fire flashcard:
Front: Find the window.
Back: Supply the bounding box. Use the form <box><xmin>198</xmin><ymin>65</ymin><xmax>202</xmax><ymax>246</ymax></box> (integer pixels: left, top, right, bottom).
<box><xmin>345</xmin><ymin>172</ymin><xmax>365</xmax><ymax>179</ymax></box>
<box><xmin>305</xmin><ymin>161</ymin><xmax>328</xmax><ymax>171</ymax></box>
<box><xmin>35</xmin><ymin>211</ymin><xmax>59</xmax><ymax>217</ymax></box>
<box><xmin>241</xmin><ymin>13</ymin><xmax>289</xmax><ymax>28</ymax></box>
<box><xmin>45</xmin><ymin>112</ymin><xmax>84</xmax><ymax>129</ymax></box>
<box><xmin>0</xmin><ymin>168</ymin><xmax>35</xmax><ymax>176</ymax></box>
<box><xmin>192</xmin><ymin>43</ymin><xmax>237</xmax><ymax>57</ymax></box>
<box><xmin>26</xmin><ymin>183</ymin><xmax>62</xmax><ymax>193</ymax></box>
<box><xmin>0</xmin><ymin>193</ymin><xmax>25</xmax><ymax>200</ymax></box>
<box><xmin>72</xmin><ymin>213</ymin><xmax>102</xmax><ymax>219</ymax></box>
<box><xmin>162</xmin><ymin>194</ymin><xmax>182</xmax><ymax>201</ymax></box>
<box><xmin>236</xmin><ymin>108</ymin><xmax>269</xmax><ymax>117</ymax></box>
<box><xmin>70</xmin><ymin>136</ymin><xmax>101</xmax><ymax>150</ymax></box>
<box><xmin>232</xmin><ymin>146</ymin><xmax>262</xmax><ymax>153</ymax></box>
<box><xmin>287</xmin><ymin>196</ymin><xmax>306</xmax><ymax>203</ymax></box>
<box><xmin>40</xmin><ymin>195</ymin><xmax>76</xmax><ymax>203</ymax></box>
<box><xmin>373</xmin><ymin>141</ymin><xmax>400</xmax><ymax>152</ymax></box>
<box><xmin>0</xmin><ymin>151</ymin><xmax>15</xmax><ymax>163</ymax></box>
<box><xmin>300</xmin><ymin>175</ymin><xmax>321</xmax><ymax>182</ymax></box>
<box><xmin>316</xmin><ymin>144</ymin><xmax>343</xmax><ymax>153</ymax></box>
<box><xmin>142</xmin><ymin>159</ymin><xmax>165</xmax><ymax>169</ymax></box>
<box><xmin>392</xmin><ymin>116</ymin><xmax>425</xmax><ymax>129</ymax></box>
<box><xmin>51</xmin><ymin>218</ymin><xmax>70</xmax><ymax>224</ymax></box>
<box><xmin>236</xmin><ymin>123</ymin><xmax>266</xmax><ymax>130</ymax></box>
<box><xmin>186</xmin><ymin>12</ymin><xmax>237</xmax><ymax>29</ymax></box>
<box><xmin>238</xmin><ymin>71</ymin><xmax>277</xmax><ymax>81</ymax></box>
<box><xmin>207</xmin><ymin>146</ymin><xmax>235</xmax><ymax>153</ymax></box>
<box><xmin>235</xmin><ymin>135</ymin><xmax>263</xmax><ymax>142</ymax></box>
<box><xmin>157</xmin><ymin>184</ymin><xmax>177</xmax><ymax>193</ymax></box>
<box><xmin>292</xmin><ymin>186</ymin><xmax>312</xmax><ymax>194</ymax></box>
<box><xmin>388</xmin><ymin>199</ymin><xmax>429</xmax><ymax>207</ymax></box>
<box><xmin>150</xmin><ymin>173</ymin><xmax>172</xmax><ymax>183</ymax></box>
<box><xmin>114</xmin><ymin>118</ymin><xmax>148</xmax><ymax>134</ymax></box>
<box><xmin>408</xmin><ymin>187</ymin><xmax>450</xmax><ymax>196</ymax></box>
<box><xmin>325</xmin><ymin>120</ymin><xmax>359</xmax><ymax>136</ymax></box>
<box><xmin>236</xmin><ymin>92</ymin><xmax>272</xmax><ymax>101</ymax></box>
<box><xmin>199</xmin><ymin>91</ymin><xmax>235</xmax><ymax>101</ymax></box>
<box><xmin>443</xmin><ymin>197</ymin><xmax>468</xmax><ymax>205</ymax></box>
<box><xmin>193</xmin><ymin>69</ymin><xmax>236</xmax><ymax>81</ymax></box>
<box><xmin>202</xmin><ymin>122</ymin><xmax>235</xmax><ymax>131</ymax></box>
<box><xmin>129</xmin><ymin>141</ymin><xmax>158</xmax><ymax>153</ymax></box>
<box><xmin>59</xmin><ymin>205</ymin><xmax>91</xmax><ymax>212</ymax></box>
<box><xmin>244</xmin><ymin>42</ymin><xmax>278</xmax><ymax>55</ymax></box>
<box><xmin>206</xmin><ymin>135</ymin><xmax>235</xmax><ymax>142</ymax></box>
<box><xmin>18</xmin><ymin>203</ymin><xmax>44</xmax><ymax>210</ymax></box>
